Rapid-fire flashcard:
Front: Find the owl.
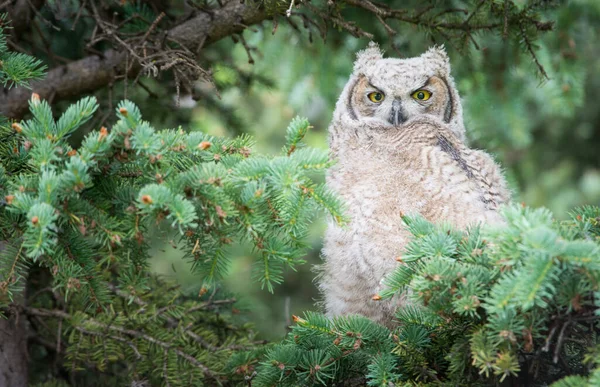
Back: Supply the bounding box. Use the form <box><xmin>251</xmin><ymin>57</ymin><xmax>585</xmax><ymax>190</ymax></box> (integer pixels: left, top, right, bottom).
<box><xmin>319</xmin><ymin>43</ymin><xmax>511</xmax><ymax>327</ymax></box>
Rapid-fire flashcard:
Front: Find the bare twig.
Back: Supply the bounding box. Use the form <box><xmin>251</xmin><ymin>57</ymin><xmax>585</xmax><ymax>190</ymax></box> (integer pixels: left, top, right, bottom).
<box><xmin>140</xmin><ymin>12</ymin><xmax>166</xmax><ymax>43</ymax></box>
<box><xmin>56</xmin><ymin>318</ymin><xmax>62</xmax><ymax>354</ymax></box>
<box><xmin>236</xmin><ymin>33</ymin><xmax>255</xmax><ymax>64</ymax></box>
<box><xmin>520</xmin><ymin>24</ymin><xmax>549</xmax><ymax>80</ymax></box>
<box><xmin>542</xmin><ymin>324</ymin><xmax>558</xmax><ymax>352</ymax></box>
<box><xmin>463</xmin><ymin>0</ymin><xmax>485</xmax><ymax>26</ymax></box>
<box><xmin>304</xmin><ymin>2</ymin><xmax>373</xmax><ymax>39</ymax></box>
<box><xmin>553</xmin><ymin>320</ymin><xmax>571</xmax><ymax>364</ymax></box>
<box><xmin>286</xmin><ymin>0</ymin><xmax>296</xmax><ymax>17</ymax></box>
<box><xmin>376</xmin><ymin>14</ymin><xmax>396</xmax><ymax>37</ymax></box>
<box><xmin>71</xmin><ymin>0</ymin><xmax>86</xmax><ymax>31</ymax></box>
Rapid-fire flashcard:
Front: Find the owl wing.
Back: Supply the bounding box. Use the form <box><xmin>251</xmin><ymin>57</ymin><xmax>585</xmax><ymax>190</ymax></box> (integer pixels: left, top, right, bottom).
<box><xmin>465</xmin><ymin>149</ymin><xmax>512</xmax><ymax>210</ymax></box>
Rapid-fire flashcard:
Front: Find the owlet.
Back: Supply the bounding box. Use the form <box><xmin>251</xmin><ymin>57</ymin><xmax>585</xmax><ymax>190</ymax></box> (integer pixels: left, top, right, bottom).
<box><xmin>319</xmin><ymin>43</ymin><xmax>511</xmax><ymax>327</ymax></box>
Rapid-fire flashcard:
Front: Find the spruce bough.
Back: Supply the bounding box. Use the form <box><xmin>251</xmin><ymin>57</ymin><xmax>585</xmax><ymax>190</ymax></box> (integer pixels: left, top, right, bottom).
<box><xmin>0</xmin><ymin>94</ymin><xmax>345</xmax><ymax>385</ymax></box>
<box><xmin>234</xmin><ymin>206</ymin><xmax>600</xmax><ymax>386</ymax></box>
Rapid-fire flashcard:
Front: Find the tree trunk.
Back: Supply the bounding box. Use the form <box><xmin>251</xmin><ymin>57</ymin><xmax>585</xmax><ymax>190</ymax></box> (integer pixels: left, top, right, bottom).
<box><xmin>0</xmin><ymin>239</ymin><xmax>28</xmax><ymax>387</ymax></box>
<box><xmin>0</xmin><ymin>307</ymin><xmax>29</xmax><ymax>387</ymax></box>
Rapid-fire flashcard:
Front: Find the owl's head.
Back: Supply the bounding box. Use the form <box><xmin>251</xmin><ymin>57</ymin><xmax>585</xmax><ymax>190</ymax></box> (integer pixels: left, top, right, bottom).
<box><xmin>339</xmin><ymin>42</ymin><xmax>465</xmax><ymax>142</ymax></box>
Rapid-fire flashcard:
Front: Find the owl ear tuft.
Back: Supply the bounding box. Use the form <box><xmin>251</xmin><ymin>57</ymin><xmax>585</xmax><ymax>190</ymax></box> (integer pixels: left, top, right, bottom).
<box><xmin>354</xmin><ymin>41</ymin><xmax>384</xmax><ymax>74</ymax></box>
<box><xmin>423</xmin><ymin>45</ymin><xmax>450</xmax><ymax>76</ymax></box>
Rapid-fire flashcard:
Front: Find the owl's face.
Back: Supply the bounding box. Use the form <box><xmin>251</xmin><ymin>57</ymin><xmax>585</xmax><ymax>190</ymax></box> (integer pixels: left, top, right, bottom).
<box><xmin>350</xmin><ymin>68</ymin><xmax>452</xmax><ymax>126</ymax></box>
<box><xmin>346</xmin><ymin>45</ymin><xmax>460</xmax><ymax>130</ymax></box>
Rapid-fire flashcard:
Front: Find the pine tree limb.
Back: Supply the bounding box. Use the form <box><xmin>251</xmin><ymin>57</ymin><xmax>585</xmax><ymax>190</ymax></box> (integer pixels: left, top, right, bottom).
<box><xmin>0</xmin><ymin>1</ymin><xmax>270</xmax><ymax>119</ymax></box>
<box><xmin>20</xmin><ymin>306</ymin><xmax>219</xmax><ymax>380</ymax></box>
<box><xmin>106</xmin><ymin>283</ymin><xmax>249</xmax><ymax>351</ymax></box>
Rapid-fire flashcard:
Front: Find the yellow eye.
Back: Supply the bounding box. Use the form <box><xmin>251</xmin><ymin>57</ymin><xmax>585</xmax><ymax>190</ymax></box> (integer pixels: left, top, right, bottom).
<box><xmin>367</xmin><ymin>92</ymin><xmax>385</xmax><ymax>103</ymax></box>
<box><xmin>412</xmin><ymin>90</ymin><xmax>431</xmax><ymax>101</ymax></box>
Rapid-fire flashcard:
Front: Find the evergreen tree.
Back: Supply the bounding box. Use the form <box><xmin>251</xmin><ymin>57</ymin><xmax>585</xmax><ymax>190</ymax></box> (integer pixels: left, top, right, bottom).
<box><xmin>1</xmin><ymin>86</ymin><xmax>344</xmax><ymax>384</ymax></box>
<box><xmin>1</xmin><ymin>1</ymin><xmax>598</xmax><ymax>386</ymax></box>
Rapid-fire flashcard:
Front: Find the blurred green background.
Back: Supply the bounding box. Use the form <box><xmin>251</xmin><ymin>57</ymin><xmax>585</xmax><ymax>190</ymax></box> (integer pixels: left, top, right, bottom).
<box><xmin>147</xmin><ymin>2</ymin><xmax>600</xmax><ymax>340</ymax></box>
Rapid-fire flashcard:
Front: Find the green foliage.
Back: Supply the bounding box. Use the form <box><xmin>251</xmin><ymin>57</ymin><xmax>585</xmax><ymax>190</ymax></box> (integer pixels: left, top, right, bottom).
<box><xmin>229</xmin><ymin>312</ymin><xmax>398</xmax><ymax>386</ymax></box>
<box><xmin>246</xmin><ymin>205</ymin><xmax>600</xmax><ymax>385</ymax></box>
<box><xmin>0</xmin><ymin>14</ymin><xmax>45</xmax><ymax>89</ymax></box>
<box><xmin>0</xmin><ymin>95</ymin><xmax>344</xmax><ymax>307</ymax></box>
<box><xmin>0</xmin><ymin>89</ymin><xmax>344</xmax><ymax>383</ymax></box>
<box><xmin>27</xmin><ymin>276</ymin><xmax>260</xmax><ymax>386</ymax></box>
<box><xmin>119</xmin><ymin>1</ymin><xmax>157</xmax><ymax>34</ymax></box>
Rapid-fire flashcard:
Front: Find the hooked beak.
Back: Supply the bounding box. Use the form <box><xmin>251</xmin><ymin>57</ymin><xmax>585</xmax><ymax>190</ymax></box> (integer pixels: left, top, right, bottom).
<box><xmin>389</xmin><ymin>99</ymin><xmax>407</xmax><ymax>126</ymax></box>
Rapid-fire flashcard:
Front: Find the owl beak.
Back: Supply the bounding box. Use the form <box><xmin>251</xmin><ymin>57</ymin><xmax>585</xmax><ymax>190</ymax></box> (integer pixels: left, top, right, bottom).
<box><xmin>390</xmin><ymin>99</ymin><xmax>407</xmax><ymax>126</ymax></box>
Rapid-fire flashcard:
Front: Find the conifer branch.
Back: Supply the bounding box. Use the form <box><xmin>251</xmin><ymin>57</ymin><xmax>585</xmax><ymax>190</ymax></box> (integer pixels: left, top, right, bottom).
<box><xmin>22</xmin><ymin>306</ymin><xmax>219</xmax><ymax>379</ymax></box>
<box><xmin>107</xmin><ymin>282</ymin><xmax>248</xmax><ymax>352</ymax></box>
<box><xmin>0</xmin><ymin>1</ymin><xmax>271</xmax><ymax>119</ymax></box>
<box><xmin>243</xmin><ymin>205</ymin><xmax>600</xmax><ymax>385</ymax></box>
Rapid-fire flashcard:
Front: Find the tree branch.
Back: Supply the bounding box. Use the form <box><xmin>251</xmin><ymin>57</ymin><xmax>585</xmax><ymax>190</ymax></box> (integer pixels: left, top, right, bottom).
<box><xmin>0</xmin><ymin>1</ymin><xmax>269</xmax><ymax>119</ymax></box>
<box><xmin>20</xmin><ymin>306</ymin><xmax>218</xmax><ymax>380</ymax></box>
<box><xmin>0</xmin><ymin>0</ymin><xmax>555</xmax><ymax>120</ymax></box>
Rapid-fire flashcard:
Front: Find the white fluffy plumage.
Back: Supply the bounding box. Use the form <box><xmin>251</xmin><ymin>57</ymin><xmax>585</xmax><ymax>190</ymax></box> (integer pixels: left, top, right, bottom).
<box><xmin>318</xmin><ymin>43</ymin><xmax>511</xmax><ymax>327</ymax></box>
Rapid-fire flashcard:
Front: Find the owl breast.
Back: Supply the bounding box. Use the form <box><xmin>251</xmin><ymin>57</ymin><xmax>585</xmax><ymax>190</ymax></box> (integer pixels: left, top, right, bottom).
<box><xmin>320</xmin><ymin>137</ymin><xmax>505</xmax><ymax>326</ymax></box>
<box><xmin>321</xmin><ymin>43</ymin><xmax>510</xmax><ymax>327</ymax></box>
